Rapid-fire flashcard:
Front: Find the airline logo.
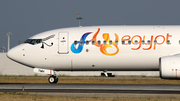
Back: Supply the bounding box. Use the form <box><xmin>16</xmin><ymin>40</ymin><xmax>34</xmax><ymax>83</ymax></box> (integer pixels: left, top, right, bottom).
<box><xmin>71</xmin><ymin>28</ymin><xmax>172</xmax><ymax>56</ymax></box>
<box><xmin>92</xmin><ymin>28</ymin><xmax>119</xmax><ymax>56</ymax></box>
<box><xmin>122</xmin><ymin>33</ymin><xmax>172</xmax><ymax>50</ymax></box>
<box><xmin>70</xmin><ymin>32</ymin><xmax>92</xmax><ymax>53</ymax></box>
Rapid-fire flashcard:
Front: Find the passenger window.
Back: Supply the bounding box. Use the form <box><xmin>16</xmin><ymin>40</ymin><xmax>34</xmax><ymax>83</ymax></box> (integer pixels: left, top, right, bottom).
<box><xmin>74</xmin><ymin>41</ymin><xmax>78</xmax><ymax>45</ymax></box>
<box><xmin>109</xmin><ymin>40</ymin><xmax>112</xmax><ymax>45</ymax></box>
<box><xmin>147</xmin><ymin>40</ymin><xmax>151</xmax><ymax>45</ymax></box>
<box><xmin>128</xmin><ymin>40</ymin><xmax>131</xmax><ymax>45</ymax></box>
<box><xmin>122</xmin><ymin>40</ymin><xmax>125</xmax><ymax>45</ymax></box>
<box><xmin>154</xmin><ymin>40</ymin><xmax>157</xmax><ymax>45</ymax></box>
<box><xmin>97</xmin><ymin>40</ymin><xmax>101</xmax><ymax>45</ymax></box>
<box><xmin>115</xmin><ymin>40</ymin><xmax>118</xmax><ymax>45</ymax></box>
<box><xmin>80</xmin><ymin>41</ymin><xmax>83</xmax><ymax>45</ymax></box>
<box><xmin>166</xmin><ymin>40</ymin><xmax>170</xmax><ymax>45</ymax></box>
<box><xmin>103</xmin><ymin>40</ymin><xmax>107</xmax><ymax>45</ymax></box>
<box><xmin>141</xmin><ymin>40</ymin><xmax>145</xmax><ymax>45</ymax></box>
<box><xmin>86</xmin><ymin>41</ymin><xmax>89</xmax><ymax>45</ymax></box>
<box><xmin>134</xmin><ymin>40</ymin><xmax>138</xmax><ymax>45</ymax></box>
<box><xmin>92</xmin><ymin>40</ymin><xmax>95</xmax><ymax>45</ymax></box>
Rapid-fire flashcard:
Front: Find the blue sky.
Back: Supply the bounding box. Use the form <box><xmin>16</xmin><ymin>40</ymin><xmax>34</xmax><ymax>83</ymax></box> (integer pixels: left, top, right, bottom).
<box><xmin>1</xmin><ymin>0</ymin><xmax>180</xmax><ymax>52</ymax></box>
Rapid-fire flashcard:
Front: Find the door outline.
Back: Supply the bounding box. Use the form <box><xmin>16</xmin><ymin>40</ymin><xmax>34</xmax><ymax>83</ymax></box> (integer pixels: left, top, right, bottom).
<box><xmin>58</xmin><ymin>31</ymin><xmax>69</xmax><ymax>54</ymax></box>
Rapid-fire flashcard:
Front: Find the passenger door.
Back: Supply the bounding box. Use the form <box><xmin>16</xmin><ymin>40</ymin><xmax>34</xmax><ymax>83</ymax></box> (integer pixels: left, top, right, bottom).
<box><xmin>58</xmin><ymin>32</ymin><xmax>69</xmax><ymax>54</ymax></box>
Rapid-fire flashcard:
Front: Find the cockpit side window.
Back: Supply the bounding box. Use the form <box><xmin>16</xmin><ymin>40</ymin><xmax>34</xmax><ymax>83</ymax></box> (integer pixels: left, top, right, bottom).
<box><xmin>24</xmin><ymin>39</ymin><xmax>31</xmax><ymax>43</ymax></box>
<box><xmin>36</xmin><ymin>39</ymin><xmax>42</xmax><ymax>44</ymax></box>
<box><xmin>30</xmin><ymin>39</ymin><xmax>36</xmax><ymax>45</ymax></box>
<box><xmin>24</xmin><ymin>39</ymin><xmax>42</xmax><ymax>45</ymax></box>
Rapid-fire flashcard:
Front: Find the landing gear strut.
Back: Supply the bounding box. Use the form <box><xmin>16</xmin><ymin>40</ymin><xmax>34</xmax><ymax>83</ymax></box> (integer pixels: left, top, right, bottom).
<box><xmin>48</xmin><ymin>75</ymin><xmax>58</xmax><ymax>84</ymax></box>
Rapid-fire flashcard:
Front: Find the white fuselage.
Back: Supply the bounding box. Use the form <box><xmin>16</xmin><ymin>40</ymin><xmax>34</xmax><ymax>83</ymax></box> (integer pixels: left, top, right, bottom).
<box><xmin>7</xmin><ymin>26</ymin><xmax>180</xmax><ymax>71</ymax></box>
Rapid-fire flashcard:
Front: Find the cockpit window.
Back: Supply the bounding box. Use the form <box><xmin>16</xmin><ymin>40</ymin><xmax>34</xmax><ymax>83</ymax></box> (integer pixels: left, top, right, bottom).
<box><xmin>30</xmin><ymin>39</ymin><xmax>36</xmax><ymax>45</ymax></box>
<box><xmin>24</xmin><ymin>39</ymin><xmax>31</xmax><ymax>43</ymax></box>
<box><xmin>36</xmin><ymin>39</ymin><xmax>42</xmax><ymax>43</ymax></box>
<box><xmin>24</xmin><ymin>39</ymin><xmax>42</xmax><ymax>45</ymax></box>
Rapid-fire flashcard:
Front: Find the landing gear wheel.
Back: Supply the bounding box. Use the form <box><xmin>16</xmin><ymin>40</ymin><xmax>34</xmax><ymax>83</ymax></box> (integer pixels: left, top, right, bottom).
<box><xmin>54</xmin><ymin>77</ymin><xmax>58</xmax><ymax>83</ymax></box>
<box><xmin>48</xmin><ymin>75</ymin><xmax>58</xmax><ymax>84</ymax></box>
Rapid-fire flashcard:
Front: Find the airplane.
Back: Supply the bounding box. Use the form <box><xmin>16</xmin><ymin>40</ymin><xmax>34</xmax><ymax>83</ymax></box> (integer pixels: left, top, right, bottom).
<box><xmin>6</xmin><ymin>25</ymin><xmax>180</xmax><ymax>83</ymax></box>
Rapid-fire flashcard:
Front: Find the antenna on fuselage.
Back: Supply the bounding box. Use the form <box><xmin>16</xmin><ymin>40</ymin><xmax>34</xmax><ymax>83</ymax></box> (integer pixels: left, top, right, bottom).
<box><xmin>76</xmin><ymin>14</ymin><xmax>83</xmax><ymax>27</ymax></box>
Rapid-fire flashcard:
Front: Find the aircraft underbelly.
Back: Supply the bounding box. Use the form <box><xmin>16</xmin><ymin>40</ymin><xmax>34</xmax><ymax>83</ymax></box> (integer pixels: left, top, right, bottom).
<box><xmin>71</xmin><ymin>54</ymin><xmax>159</xmax><ymax>71</ymax></box>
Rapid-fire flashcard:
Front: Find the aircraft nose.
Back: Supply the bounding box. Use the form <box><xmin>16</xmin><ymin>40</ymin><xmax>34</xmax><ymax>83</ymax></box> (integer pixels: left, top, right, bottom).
<box><xmin>6</xmin><ymin>46</ymin><xmax>20</xmax><ymax>61</ymax></box>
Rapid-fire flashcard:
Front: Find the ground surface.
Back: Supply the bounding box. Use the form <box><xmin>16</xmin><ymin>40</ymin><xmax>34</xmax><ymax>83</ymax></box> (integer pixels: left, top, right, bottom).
<box><xmin>0</xmin><ymin>76</ymin><xmax>179</xmax><ymax>84</ymax></box>
<box><xmin>0</xmin><ymin>76</ymin><xmax>180</xmax><ymax>100</ymax></box>
<box><xmin>1</xmin><ymin>92</ymin><xmax>180</xmax><ymax>101</ymax></box>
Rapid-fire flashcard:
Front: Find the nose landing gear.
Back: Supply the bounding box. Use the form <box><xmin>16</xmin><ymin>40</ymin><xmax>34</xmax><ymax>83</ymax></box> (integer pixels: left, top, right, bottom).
<box><xmin>33</xmin><ymin>68</ymin><xmax>58</xmax><ymax>84</ymax></box>
<box><xmin>101</xmin><ymin>70</ymin><xmax>115</xmax><ymax>77</ymax></box>
<box><xmin>48</xmin><ymin>75</ymin><xmax>58</xmax><ymax>84</ymax></box>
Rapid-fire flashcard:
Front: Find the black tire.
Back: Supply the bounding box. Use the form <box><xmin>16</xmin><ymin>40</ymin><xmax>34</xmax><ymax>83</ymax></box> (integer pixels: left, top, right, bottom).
<box><xmin>48</xmin><ymin>75</ymin><xmax>58</xmax><ymax>84</ymax></box>
<box><xmin>54</xmin><ymin>77</ymin><xmax>58</xmax><ymax>83</ymax></box>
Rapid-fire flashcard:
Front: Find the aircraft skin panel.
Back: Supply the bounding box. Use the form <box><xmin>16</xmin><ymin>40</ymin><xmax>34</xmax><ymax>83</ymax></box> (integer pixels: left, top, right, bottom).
<box><xmin>6</xmin><ymin>26</ymin><xmax>180</xmax><ymax>71</ymax></box>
